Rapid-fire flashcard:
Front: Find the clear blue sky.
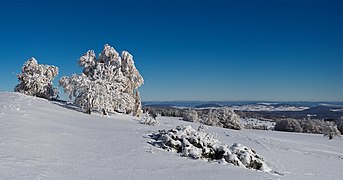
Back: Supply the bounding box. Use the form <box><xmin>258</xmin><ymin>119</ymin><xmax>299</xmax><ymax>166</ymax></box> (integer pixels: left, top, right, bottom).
<box><xmin>0</xmin><ymin>0</ymin><xmax>342</xmax><ymax>101</ymax></box>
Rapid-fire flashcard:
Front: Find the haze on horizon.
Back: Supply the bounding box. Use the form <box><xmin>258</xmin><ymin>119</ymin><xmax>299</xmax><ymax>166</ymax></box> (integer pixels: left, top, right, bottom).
<box><xmin>0</xmin><ymin>0</ymin><xmax>342</xmax><ymax>102</ymax></box>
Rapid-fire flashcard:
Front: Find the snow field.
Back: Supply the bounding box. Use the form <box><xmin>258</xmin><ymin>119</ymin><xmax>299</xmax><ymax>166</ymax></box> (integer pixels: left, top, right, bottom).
<box><xmin>1</xmin><ymin>92</ymin><xmax>342</xmax><ymax>179</ymax></box>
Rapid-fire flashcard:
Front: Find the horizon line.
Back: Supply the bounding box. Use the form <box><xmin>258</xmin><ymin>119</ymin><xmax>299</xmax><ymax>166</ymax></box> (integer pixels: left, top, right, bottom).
<box><xmin>142</xmin><ymin>100</ymin><xmax>343</xmax><ymax>103</ymax></box>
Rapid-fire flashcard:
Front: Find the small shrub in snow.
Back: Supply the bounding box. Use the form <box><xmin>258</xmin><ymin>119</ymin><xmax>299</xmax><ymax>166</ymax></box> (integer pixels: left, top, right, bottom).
<box><xmin>140</xmin><ymin>112</ymin><xmax>159</xmax><ymax>126</ymax></box>
<box><xmin>15</xmin><ymin>57</ymin><xmax>59</xmax><ymax>100</ymax></box>
<box><xmin>148</xmin><ymin>125</ymin><xmax>271</xmax><ymax>172</ymax></box>
<box><xmin>323</xmin><ymin>121</ymin><xmax>341</xmax><ymax>140</ymax></box>
<box><xmin>183</xmin><ymin>109</ymin><xmax>199</xmax><ymax>122</ymax></box>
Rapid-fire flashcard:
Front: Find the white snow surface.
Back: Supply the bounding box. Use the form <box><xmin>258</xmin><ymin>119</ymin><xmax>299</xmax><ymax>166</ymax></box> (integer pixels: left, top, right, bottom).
<box><xmin>0</xmin><ymin>92</ymin><xmax>342</xmax><ymax>179</ymax></box>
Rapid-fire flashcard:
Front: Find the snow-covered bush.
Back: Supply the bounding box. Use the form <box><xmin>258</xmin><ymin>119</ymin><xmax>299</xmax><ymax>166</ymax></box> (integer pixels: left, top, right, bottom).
<box><xmin>149</xmin><ymin>125</ymin><xmax>271</xmax><ymax>172</ymax></box>
<box><xmin>201</xmin><ymin>107</ymin><xmax>242</xmax><ymax>130</ymax></box>
<box><xmin>59</xmin><ymin>44</ymin><xmax>144</xmax><ymax>115</ymax></box>
<box><xmin>323</xmin><ymin>121</ymin><xmax>341</xmax><ymax>140</ymax></box>
<box><xmin>183</xmin><ymin>109</ymin><xmax>199</xmax><ymax>122</ymax></box>
<box><xmin>274</xmin><ymin>119</ymin><xmax>303</xmax><ymax>132</ymax></box>
<box><xmin>15</xmin><ymin>57</ymin><xmax>59</xmax><ymax>100</ymax></box>
<box><xmin>140</xmin><ymin>112</ymin><xmax>159</xmax><ymax>126</ymax></box>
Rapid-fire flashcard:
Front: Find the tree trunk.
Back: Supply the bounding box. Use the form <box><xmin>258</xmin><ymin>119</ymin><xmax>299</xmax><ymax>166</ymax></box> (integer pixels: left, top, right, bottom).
<box><xmin>86</xmin><ymin>108</ymin><xmax>91</xmax><ymax>114</ymax></box>
<box><xmin>102</xmin><ymin>109</ymin><xmax>108</xmax><ymax>115</ymax></box>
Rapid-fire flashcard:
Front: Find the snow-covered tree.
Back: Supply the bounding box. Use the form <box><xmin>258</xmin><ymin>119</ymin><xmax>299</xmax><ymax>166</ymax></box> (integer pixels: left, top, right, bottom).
<box><xmin>183</xmin><ymin>109</ymin><xmax>199</xmax><ymax>122</ymax></box>
<box><xmin>203</xmin><ymin>109</ymin><xmax>219</xmax><ymax>126</ymax></box>
<box><xmin>121</xmin><ymin>51</ymin><xmax>144</xmax><ymax>95</ymax></box>
<box><xmin>218</xmin><ymin>107</ymin><xmax>242</xmax><ymax>130</ymax></box>
<box><xmin>274</xmin><ymin>119</ymin><xmax>303</xmax><ymax>133</ymax></box>
<box><xmin>323</xmin><ymin>121</ymin><xmax>341</xmax><ymax>140</ymax></box>
<box><xmin>336</xmin><ymin>118</ymin><xmax>343</xmax><ymax>134</ymax></box>
<box><xmin>15</xmin><ymin>57</ymin><xmax>59</xmax><ymax>100</ymax></box>
<box><xmin>201</xmin><ymin>107</ymin><xmax>242</xmax><ymax>130</ymax></box>
<box><xmin>59</xmin><ymin>44</ymin><xmax>144</xmax><ymax>115</ymax></box>
<box><xmin>299</xmin><ymin>119</ymin><xmax>325</xmax><ymax>134</ymax></box>
<box><xmin>133</xmin><ymin>91</ymin><xmax>142</xmax><ymax>117</ymax></box>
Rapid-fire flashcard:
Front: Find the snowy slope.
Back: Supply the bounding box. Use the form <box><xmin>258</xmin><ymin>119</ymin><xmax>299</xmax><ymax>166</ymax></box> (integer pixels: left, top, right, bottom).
<box><xmin>0</xmin><ymin>92</ymin><xmax>342</xmax><ymax>180</ymax></box>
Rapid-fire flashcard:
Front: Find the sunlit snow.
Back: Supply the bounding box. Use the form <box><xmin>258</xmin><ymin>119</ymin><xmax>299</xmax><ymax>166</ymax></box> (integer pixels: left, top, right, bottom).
<box><xmin>0</xmin><ymin>92</ymin><xmax>342</xmax><ymax>179</ymax></box>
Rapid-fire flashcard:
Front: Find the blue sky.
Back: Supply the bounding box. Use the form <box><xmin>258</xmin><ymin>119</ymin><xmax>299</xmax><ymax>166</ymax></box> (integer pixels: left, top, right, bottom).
<box><xmin>0</xmin><ymin>0</ymin><xmax>342</xmax><ymax>101</ymax></box>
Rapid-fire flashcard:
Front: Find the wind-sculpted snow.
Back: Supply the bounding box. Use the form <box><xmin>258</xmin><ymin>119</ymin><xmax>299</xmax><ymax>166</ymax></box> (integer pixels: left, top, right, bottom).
<box><xmin>148</xmin><ymin>125</ymin><xmax>272</xmax><ymax>172</ymax></box>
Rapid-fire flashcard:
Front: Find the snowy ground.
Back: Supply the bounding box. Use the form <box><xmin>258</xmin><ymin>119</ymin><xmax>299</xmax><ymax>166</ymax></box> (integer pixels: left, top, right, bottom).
<box><xmin>1</xmin><ymin>92</ymin><xmax>342</xmax><ymax>179</ymax></box>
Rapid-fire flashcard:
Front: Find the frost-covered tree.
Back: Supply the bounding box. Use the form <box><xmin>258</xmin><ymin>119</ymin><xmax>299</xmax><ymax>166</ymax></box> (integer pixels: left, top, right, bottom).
<box><xmin>218</xmin><ymin>107</ymin><xmax>242</xmax><ymax>130</ymax></box>
<box><xmin>59</xmin><ymin>44</ymin><xmax>144</xmax><ymax>115</ymax></box>
<box><xmin>121</xmin><ymin>51</ymin><xmax>144</xmax><ymax>95</ymax></box>
<box><xmin>15</xmin><ymin>57</ymin><xmax>59</xmax><ymax>100</ymax></box>
<box><xmin>274</xmin><ymin>119</ymin><xmax>303</xmax><ymax>132</ymax></box>
<box><xmin>201</xmin><ymin>107</ymin><xmax>242</xmax><ymax>130</ymax></box>
<box><xmin>133</xmin><ymin>91</ymin><xmax>142</xmax><ymax>117</ymax></box>
<box><xmin>336</xmin><ymin>117</ymin><xmax>343</xmax><ymax>134</ymax></box>
<box><xmin>183</xmin><ymin>109</ymin><xmax>199</xmax><ymax>122</ymax></box>
<box><xmin>203</xmin><ymin>109</ymin><xmax>219</xmax><ymax>126</ymax></box>
<box><xmin>323</xmin><ymin>121</ymin><xmax>341</xmax><ymax>140</ymax></box>
<box><xmin>299</xmin><ymin>120</ymin><xmax>321</xmax><ymax>134</ymax></box>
